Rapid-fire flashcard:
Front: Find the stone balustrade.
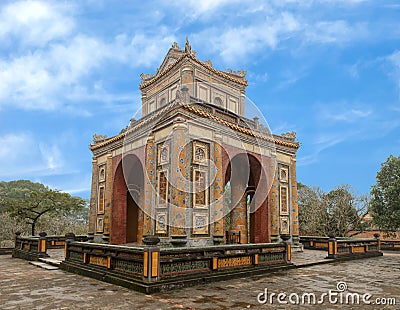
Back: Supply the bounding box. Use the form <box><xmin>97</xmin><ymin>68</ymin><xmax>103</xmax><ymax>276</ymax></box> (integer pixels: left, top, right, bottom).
<box><xmin>12</xmin><ymin>232</ymin><xmax>49</xmax><ymax>261</ymax></box>
<box><xmin>380</xmin><ymin>240</ymin><xmax>400</xmax><ymax>251</ymax></box>
<box><xmin>61</xmin><ymin>237</ymin><xmax>290</xmax><ymax>293</ymax></box>
<box><xmin>12</xmin><ymin>232</ymin><xmax>90</xmax><ymax>260</ymax></box>
<box><xmin>300</xmin><ymin>235</ymin><xmax>383</xmax><ymax>259</ymax></box>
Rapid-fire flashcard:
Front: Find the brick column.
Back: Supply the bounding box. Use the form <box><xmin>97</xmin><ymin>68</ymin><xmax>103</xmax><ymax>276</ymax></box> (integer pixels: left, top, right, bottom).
<box><xmin>143</xmin><ymin>135</ymin><xmax>155</xmax><ymax>237</ymax></box>
<box><xmin>88</xmin><ymin>160</ymin><xmax>98</xmax><ymax>235</ymax></box>
<box><xmin>269</xmin><ymin>175</ymin><xmax>279</xmax><ymax>242</ymax></box>
<box><xmin>213</xmin><ymin>138</ymin><xmax>225</xmax><ymax>242</ymax></box>
<box><xmin>290</xmin><ymin>158</ymin><xmax>299</xmax><ymax>243</ymax></box>
<box><xmin>170</xmin><ymin>118</ymin><xmax>188</xmax><ymax>237</ymax></box>
<box><xmin>230</xmin><ymin>180</ymin><xmax>247</xmax><ymax>244</ymax></box>
<box><xmin>103</xmin><ymin>154</ymin><xmax>113</xmax><ymax>242</ymax></box>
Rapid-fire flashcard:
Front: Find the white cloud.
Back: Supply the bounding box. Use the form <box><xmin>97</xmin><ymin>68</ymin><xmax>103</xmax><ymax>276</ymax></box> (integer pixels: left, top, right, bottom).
<box><xmin>113</xmin><ymin>33</ymin><xmax>176</xmax><ymax>67</ymax></box>
<box><xmin>324</xmin><ymin>108</ymin><xmax>372</xmax><ymax>123</ymax></box>
<box><xmin>190</xmin><ymin>6</ymin><xmax>370</xmax><ymax>65</ymax></box>
<box><xmin>194</xmin><ymin>12</ymin><xmax>299</xmax><ymax>63</ymax></box>
<box><xmin>0</xmin><ymin>133</ymin><xmax>31</xmax><ymax>160</ymax></box>
<box><xmin>0</xmin><ymin>36</ymin><xmax>102</xmax><ymax>110</ymax></box>
<box><xmin>39</xmin><ymin>143</ymin><xmax>63</xmax><ymax>170</ymax></box>
<box><xmin>170</xmin><ymin>0</ymin><xmax>244</xmax><ymax>20</ymax></box>
<box><xmin>0</xmin><ymin>32</ymin><xmax>176</xmax><ymax>111</ymax></box>
<box><xmin>303</xmin><ymin>20</ymin><xmax>368</xmax><ymax>44</ymax></box>
<box><xmin>298</xmin><ymin>135</ymin><xmax>345</xmax><ymax>166</ymax></box>
<box><xmin>0</xmin><ymin>132</ymin><xmax>68</xmax><ymax>178</ymax></box>
<box><xmin>0</xmin><ymin>0</ymin><xmax>74</xmax><ymax>46</ymax></box>
<box><xmin>387</xmin><ymin>50</ymin><xmax>400</xmax><ymax>98</ymax></box>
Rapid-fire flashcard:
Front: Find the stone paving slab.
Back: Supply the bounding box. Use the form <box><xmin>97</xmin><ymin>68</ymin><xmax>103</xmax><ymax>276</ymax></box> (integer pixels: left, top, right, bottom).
<box><xmin>38</xmin><ymin>258</ymin><xmax>62</xmax><ymax>267</ymax></box>
<box><xmin>1</xmin><ymin>252</ymin><xmax>399</xmax><ymax>309</ymax></box>
<box><xmin>29</xmin><ymin>261</ymin><xmax>59</xmax><ymax>270</ymax></box>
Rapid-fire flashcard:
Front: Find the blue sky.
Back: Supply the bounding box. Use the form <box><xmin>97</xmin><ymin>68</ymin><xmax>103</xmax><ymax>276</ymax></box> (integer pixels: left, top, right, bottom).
<box><xmin>0</xmin><ymin>0</ymin><xmax>399</xmax><ymax>198</ymax></box>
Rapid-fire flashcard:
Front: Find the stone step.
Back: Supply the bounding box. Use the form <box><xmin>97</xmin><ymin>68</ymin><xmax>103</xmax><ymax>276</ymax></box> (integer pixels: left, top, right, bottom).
<box><xmin>39</xmin><ymin>257</ymin><xmax>62</xmax><ymax>267</ymax></box>
<box><xmin>29</xmin><ymin>261</ymin><xmax>59</xmax><ymax>270</ymax></box>
<box><xmin>291</xmin><ymin>244</ymin><xmax>304</xmax><ymax>252</ymax></box>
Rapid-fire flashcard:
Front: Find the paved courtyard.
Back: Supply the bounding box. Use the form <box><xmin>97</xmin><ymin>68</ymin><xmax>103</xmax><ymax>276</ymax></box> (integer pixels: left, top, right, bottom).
<box><xmin>0</xmin><ymin>251</ymin><xmax>399</xmax><ymax>309</ymax></box>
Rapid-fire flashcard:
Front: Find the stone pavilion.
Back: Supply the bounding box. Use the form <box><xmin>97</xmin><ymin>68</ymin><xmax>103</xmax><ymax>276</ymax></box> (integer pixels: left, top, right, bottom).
<box><xmin>88</xmin><ymin>39</ymin><xmax>300</xmax><ymax>247</ymax></box>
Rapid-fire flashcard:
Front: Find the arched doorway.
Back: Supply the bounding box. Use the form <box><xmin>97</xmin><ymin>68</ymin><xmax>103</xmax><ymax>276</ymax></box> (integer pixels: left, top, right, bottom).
<box><xmin>111</xmin><ymin>154</ymin><xmax>144</xmax><ymax>244</ymax></box>
<box><xmin>225</xmin><ymin>152</ymin><xmax>268</xmax><ymax>244</ymax></box>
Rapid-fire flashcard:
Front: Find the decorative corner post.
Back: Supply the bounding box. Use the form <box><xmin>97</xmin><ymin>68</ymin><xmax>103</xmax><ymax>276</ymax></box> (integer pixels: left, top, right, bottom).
<box><xmin>374</xmin><ymin>233</ymin><xmax>381</xmax><ymax>252</ymax></box>
<box><xmin>65</xmin><ymin>233</ymin><xmax>76</xmax><ymax>260</ymax></box>
<box><xmin>281</xmin><ymin>234</ymin><xmax>291</xmax><ymax>263</ymax></box>
<box><xmin>327</xmin><ymin>234</ymin><xmax>337</xmax><ymax>259</ymax></box>
<box><xmin>142</xmin><ymin>235</ymin><xmax>161</xmax><ymax>282</ymax></box>
<box><xmin>87</xmin><ymin>234</ymin><xmax>94</xmax><ymax>243</ymax></box>
<box><xmin>38</xmin><ymin>232</ymin><xmax>47</xmax><ymax>254</ymax></box>
<box><xmin>14</xmin><ymin>231</ymin><xmax>21</xmax><ymax>247</ymax></box>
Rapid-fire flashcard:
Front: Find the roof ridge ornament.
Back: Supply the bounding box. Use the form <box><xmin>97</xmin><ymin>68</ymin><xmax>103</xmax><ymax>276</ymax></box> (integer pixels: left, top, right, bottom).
<box><xmin>140</xmin><ymin>73</ymin><xmax>154</xmax><ymax>82</ymax></box>
<box><xmin>172</xmin><ymin>41</ymin><xmax>180</xmax><ymax>50</ymax></box>
<box><xmin>226</xmin><ymin>68</ymin><xmax>247</xmax><ymax>77</ymax></box>
<box><xmin>184</xmin><ymin>36</ymin><xmax>192</xmax><ymax>54</ymax></box>
<box><xmin>93</xmin><ymin>134</ymin><xmax>107</xmax><ymax>144</ymax></box>
<box><xmin>281</xmin><ymin>131</ymin><xmax>297</xmax><ymax>141</ymax></box>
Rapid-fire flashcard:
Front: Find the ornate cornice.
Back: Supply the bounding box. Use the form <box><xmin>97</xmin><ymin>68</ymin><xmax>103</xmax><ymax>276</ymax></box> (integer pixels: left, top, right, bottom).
<box><xmin>90</xmin><ymin>100</ymin><xmax>299</xmax><ymax>152</ymax></box>
<box><xmin>139</xmin><ymin>53</ymin><xmax>248</xmax><ymax>90</ymax></box>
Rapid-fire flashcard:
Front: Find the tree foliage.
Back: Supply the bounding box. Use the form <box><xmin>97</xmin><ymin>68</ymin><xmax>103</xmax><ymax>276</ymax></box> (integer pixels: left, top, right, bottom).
<box><xmin>370</xmin><ymin>155</ymin><xmax>400</xmax><ymax>231</ymax></box>
<box><xmin>0</xmin><ymin>180</ymin><xmax>88</xmax><ymax>238</ymax></box>
<box><xmin>298</xmin><ymin>183</ymin><xmax>368</xmax><ymax>237</ymax></box>
<box><xmin>298</xmin><ymin>183</ymin><xmax>328</xmax><ymax>236</ymax></box>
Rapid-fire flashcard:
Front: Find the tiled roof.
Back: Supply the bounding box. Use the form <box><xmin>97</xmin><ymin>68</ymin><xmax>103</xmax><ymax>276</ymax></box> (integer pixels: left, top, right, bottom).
<box><xmin>90</xmin><ymin>101</ymin><xmax>299</xmax><ymax>151</ymax></box>
<box><xmin>139</xmin><ymin>53</ymin><xmax>248</xmax><ymax>89</ymax></box>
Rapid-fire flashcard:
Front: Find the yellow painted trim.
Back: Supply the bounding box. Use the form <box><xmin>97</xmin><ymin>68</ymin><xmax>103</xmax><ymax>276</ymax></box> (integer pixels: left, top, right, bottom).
<box><xmin>107</xmin><ymin>257</ymin><xmax>111</xmax><ymax>269</ymax></box>
<box><xmin>151</xmin><ymin>251</ymin><xmax>159</xmax><ymax>277</ymax></box>
<box><xmin>212</xmin><ymin>257</ymin><xmax>218</xmax><ymax>270</ymax></box>
<box><xmin>143</xmin><ymin>251</ymin><xmax>148</xmax><ymax>277</ymax></box>
<box><xmin>254</xmin><ymin>254</ymin><xmax>259</xmax><ymax>265</ymax></box>
<box><xmin>287</xmin><ymin>244</ymin><xmax>291</xmax><ymax>261</ymax></box>
<box><xmin>83</xmin><ymin>253</ymin><xmax>87</xmax><ymax>264</ymax></box>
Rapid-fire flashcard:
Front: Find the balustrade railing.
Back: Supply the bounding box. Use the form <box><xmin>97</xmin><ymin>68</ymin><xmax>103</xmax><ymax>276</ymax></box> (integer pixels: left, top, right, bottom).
<box><xmin>12</xmin><ymin>232</ymin><xmax>48</xmax><ymax>260</ymax></box>
<box><xmin>300</xmin><ymin>235</ymin><xmax>383</xmax><ymax>259</ymax></box>
<box><xmin>62</xmin><ymin>238</ymin><xmax>290</xmax><ymax>284</ymax></box>
<box><xmin>380</xmin><ymin>240</ymin><xmax>400</xmax><ymax>251</ymax></box>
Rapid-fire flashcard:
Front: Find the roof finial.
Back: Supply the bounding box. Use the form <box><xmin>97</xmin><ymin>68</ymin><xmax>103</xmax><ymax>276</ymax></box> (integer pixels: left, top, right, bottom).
<box><xmin>185</xmin><ymin>36</ymin><xmax>192</xmax><ymax>54</ymax></box>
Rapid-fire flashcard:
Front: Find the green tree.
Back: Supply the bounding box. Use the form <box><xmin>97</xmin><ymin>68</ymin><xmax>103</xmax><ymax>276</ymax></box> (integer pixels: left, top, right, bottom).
<box><xmin>324</xmin><ymin>185</ymin><xmax>367</xmax><ymax>237</ymax></box>
<box><xmin>298</xmin><ymin>183</ymin><xmax>368</xmax><ymax>237</ymax></box>
<box><xmin>370</xmin><ymin>155</ymin><xmax>400</xmax><ymax>231</ymax></box>
<box><xmin>0</xmin><ymin>180</ymin><xmax>47</xmax><ymax>211</ymax></box>
<box><xmin>298</xmin><ymin>183</ymin><xmax>328</xmax><ymax>236</ymax></box>
<box><xmin>2</xmin><ymin>180</ymin><xmax>87</xmax><ymax>236</ymax></box>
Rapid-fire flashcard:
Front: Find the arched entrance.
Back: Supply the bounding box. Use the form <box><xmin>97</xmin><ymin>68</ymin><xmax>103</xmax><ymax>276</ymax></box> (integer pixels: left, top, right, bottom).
<box><xmin>111</xmin><ymin>154</ymin><xmax>144</xmax><ymax>244</ymax></box>
<box><xmin>224</xmin><ymin>152</ymin><xmax>269</xmax><ymax>244</ymax></box>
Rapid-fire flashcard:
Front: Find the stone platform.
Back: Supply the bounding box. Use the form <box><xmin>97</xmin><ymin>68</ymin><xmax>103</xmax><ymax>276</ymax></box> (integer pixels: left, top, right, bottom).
<box><xmin>1</xmin><ymin>250</ymin><xmax>399</xmax><ymax>309</ymax></box>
